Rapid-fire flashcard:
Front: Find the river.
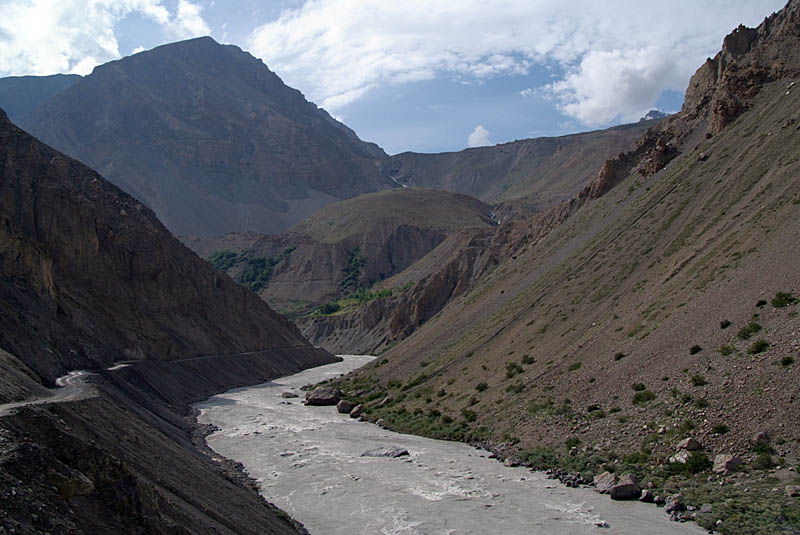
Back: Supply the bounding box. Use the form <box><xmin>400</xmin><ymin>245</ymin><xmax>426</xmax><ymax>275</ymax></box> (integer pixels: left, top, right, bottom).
<box><xmin>196</xmin><ymin>355</ymin><xmax>703</xmax><ymax>534</ymax></box>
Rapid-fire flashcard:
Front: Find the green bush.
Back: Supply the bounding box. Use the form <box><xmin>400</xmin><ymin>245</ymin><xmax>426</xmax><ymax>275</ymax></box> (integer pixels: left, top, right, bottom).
<box><xmin>567</xmin><ymin>362</ymin><xmax>582</xmax><ymax>371</ymax></box>
<box><xmin>505</xmin><ymin>382</ymin><xmax>525</xmax><ymax>394</ymax></box>
<box><xmin>691</xmin><ymin>374</ymin><xmax>708</xmax><ymax>387</ymax></box>
<box><xmin>712</xmin><ymin>423</ymin><xmax>730</xmax><ymax>434</ymax></box>
<box><xmin>718</xmin><ymin>345</ymin><xmax>735</xmax><ymax>356</ymax></box>
<box><xmin>461</xmin><ymin>408</ymin><xmax>477</xmax><ymax>422</ymax></box>
<box><xmin>748</xmin><ymin>339</ymin><xmax>769</xmax><ymax>354</ymax></box>
<box><xmin>666</xmin><ymin>452</ymin><xmax>712</xmax><ymax>475</ymax></box>
<box><xmin>631</xmin><ymin>383</ymin><xmax>646</xmax><ymax>391</ymax></box>
<box><xmin>753</xmin><ymin>452</ymin><xmax>775</xmax><ymax>470</ymax></box>
<box><xmin>772</xmin><ymin>292</ymin><xmax>796</xmax><ymax>308</ymax></box>
<box><xmin>475</xmin><ymin>382</ymin><xmax>488</xmax><ymax>392</ymax></box>
<box><xmin>506</xmin><ymin>362</ymin><xmax>524</xmax><ymax>378</ymax></box>
<box><xmin>689</xmin><ymin>345</ymin><xmax>703</xmax><ymax>355</ymax></box>
<box><xmin>632</xmin><ymin>390</ymin><xmax>655</xmax><ymax>404</ymax></box>
<box><xmin>565</xmin><ymin>437</ymin><xmax>581</xmax><ymax>450</ymax></box>
<box><xmin>781</xmin><ymin>356</ymin><xmax>795</xmax><ymax>367</ymax></box>
<box><xmin>737</xmin><ymin>322</ymin><xmax>762</xmax><ymax>340</ymax></box>
<box><xmin>521</xmin><ymin>354</ymin><xmax>535</xmax><ymax>365</ymax></box>
<box><xmin>208</xmin><ymin>250</ymin><xmax>238</xmax><ymax>271</ymax></box>
<box><xmin>317</xmin><ymin>301</ymin><xmax>340</xmax><ymax>315</ymax></box>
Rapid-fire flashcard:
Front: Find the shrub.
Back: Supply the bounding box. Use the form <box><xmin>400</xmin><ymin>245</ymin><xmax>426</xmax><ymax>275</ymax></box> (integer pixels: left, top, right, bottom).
<box><xmin>632</xmin><ymin>390</ymin><xmax>656</xmax><ymax>404</ymax></box>
<box><xmin>505</xmin><ymin>382</ymin><xmax>525</xmax><ymax>394</ymax></box>
<box><xmin>772</xmin><ymin>292</ymin><xmax>796</xmax><ymax>308</ymax></box>
<box><xmin>567</xmin><ymin>362</ymin><xmax>582</xmax><ymax>371</ymax></box>
<box><xmin>475</xmin><ymin>382</ymin><xmax>488</xmax><ymax>392</ymax></box>
<box><xmin>690</xmin><ymin>345</ymin><xmax>703</xmax><ymax>355</ymax></box>
<box><xmin>695</xmin><ymin>398</ymin><xmax>709</xmax><ymax>408</ymax></box>
<box><xmin>748</xmin><ymin>339</ymin><xmax>769</xmax><ymax>354</ymax></box>
<box><xmin>437</xmin><ymin>389</ymin><xmax>447</xmax><ymax>397</ymax></box>
<box><xmin>631</xmin><ymin>383</ymin><xmax>646</xmax><ymax>391</ymax></box>
<box><xmin>718</xmin><ymin>345</ymin><xmax>735</xmax><ymax>356</ymax></box>
<box><xmin>781</xmin><ymin>356</ymin><xmax>795</xmax><ymax>367</ymax></box>
<box><xmin>753</xmin><ymin>452</ymin><xmax>775</xmax><ymax>470</ymax></box>
<box><xmin>609</xmin><ymin>407</ymin><xmax>621</xmax><ymax>414</ymax></box>
<box><xmin>442</xmin><ymin>415</ymin><xmax>453</xmax><ymax>424</ymax></box>
<box><xmin>521</xmin><ymin>354</ymin><xmax>535</xmax><ymax>365</ymax></box>
<box><xmin>756</xmin><ymin>299</ymin><xmax>767</xmax><ymax>308</ymax></box>
<box><xmin>565</xmin><ymin>437</ymin><xmax>581</xmax><ymax>450</ymax></box>
<box><xmin>737</xmin><ymin>322</ymin><xmax>762</xmax><ymax>340</ymax></box>
<box><xmin>614</xmin><ymin>352</ymin><xmax>626</xmax><ymax>361</ymax></box>
<box><xmin>720</xmin><ymin>319</ymin><xmax>731</xmax><ymax>329</ymax></box>
<box><xmin>587</xmin><ymin>404</ymin><xmax>601</xmax><ymax>412</ymax></box>
<box><xmin>712</xmin><ymin>424</ymin><xmax>730</xmax><ymax>434</ymax></box>
<box><xmin>419</xmin><ymin>360</ymin><xmax>429</xmax><ymax>367</ymax></box>
<box><xmin>691</xmin><ymin>374</ymin><xmax>708</xmax><ymax>387</ymax></box>
<box><xmin>506</xmin><ymin>362</ymin><xmax>524</xmax><ymax>378</ymax></box>
<box><xmin>317</xmin><ymin>301</ymin><xmax>340</xmax><ymax>315</ymax></box>
<box><xmin>461</xmin><ymin>408</ymin><xmax>477</xmax><ymax>422</ymax></box>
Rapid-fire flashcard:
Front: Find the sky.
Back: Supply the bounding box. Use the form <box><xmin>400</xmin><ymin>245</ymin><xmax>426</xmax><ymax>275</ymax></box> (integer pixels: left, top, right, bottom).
<box><xmin>0</xmin><ymin>0</ymin><xmax>786</xmax><ymax>154</ymax></box>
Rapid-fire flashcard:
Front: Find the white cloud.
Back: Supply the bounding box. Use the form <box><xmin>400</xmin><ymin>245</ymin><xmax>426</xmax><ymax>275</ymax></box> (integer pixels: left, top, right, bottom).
<box><xmin>467</xmin><ymin>125</ymin><xmax>491</xmax><ymax>147</ymax></box>
<box><xmin>247</xmin><ymin>0</ymin><xmax>784</xmax><ymax>123</ymax></box>
<box><xmin>519</xmin><ymin>88</ymin><xmax>534</xmax><ymax>98</ymax></box>
<box><xmin>0</xmin><ymin>0</ymin><xmax>210</xmax><ymax>77</ymax></box>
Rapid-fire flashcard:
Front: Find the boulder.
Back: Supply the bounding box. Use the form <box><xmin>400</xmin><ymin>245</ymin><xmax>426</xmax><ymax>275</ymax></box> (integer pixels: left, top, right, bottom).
<box><xmin>281</xmin><ymin>391</ymin><xmax>298</xmax><ymax>398</ymax></box>
<box><xmin>668</xmin><ymin>451</ymin><xmax>690</xmax><ymax>464</ymax></box>
<box><xmin>304</xmin><ymin>387</ymin><xmax>341</xmax><ymax>406</ymax></box>
<box><xmin>639</xmin><ymin>489</ymin><xmax>655</xmax><ymax>503</ymax></box>
<box><xmin>713</xmin><ymin>454</ymin><xmax>742</xmax><ymax>474</ymax></box>
<box><xmin>786</xmin><ymin>485</ymin><xmax>800</xmax><ymax>498</ymax></box>
<box><xmin>677</xmin><ymin>437</ymin><xmax>702</xmax><ymax>451</ymax></box>
<box><xmin>349</xmin><ymin>404</ymin><xmax>364</xmax><ymax>418</ymax></box>
<box><xmin>593</xmin><ymin>471</ymin><xmax>618</xmax><ymax>494</ymax></box>
<box><xmin>361</xmin><ymin>447</ymin><xmax>409</xmax><ymax>458</ymax></box>
<box><xmin>336</xmin><ymin>400</ymin><xmax>356</xmax><ymax>414</ymax></box>
<box><xmin>609</xmin><ymin>474</ymin><xmax>641</xmax><ymax>500</ymax></box>
<box><xmin>753</xmin><ymin>431</ymin><xmax>770</xmax><ymax>444</ymax></box>
<box><xmin>665</xmin><ymin>494</ymin><xmax>685</xmax><ymax>514</ymax></box>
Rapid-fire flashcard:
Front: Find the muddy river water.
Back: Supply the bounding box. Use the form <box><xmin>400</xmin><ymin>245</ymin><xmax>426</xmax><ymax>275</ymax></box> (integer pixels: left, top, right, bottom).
<box><xmin>196</xmin><ymin>355</ymin><xmax>702</xmax><ymax>534</ymax></box>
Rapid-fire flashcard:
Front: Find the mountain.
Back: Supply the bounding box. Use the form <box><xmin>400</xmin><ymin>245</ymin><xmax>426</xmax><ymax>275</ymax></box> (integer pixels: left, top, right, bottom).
<box><xmin>380</xmin><ymin>121</ymin><xmax>651</xmax><ymax>219</ymax></box>
<box><xmin>0</xmin><ymin>109</ymin><xmax>337</xmax><ymax>532</ymax></box>
<box><xmin>327</xmin><ymin>3</ymin><xmax>800</xmax><ymax>532</ymax></box>
<box><xmin>185</xmin><ymin>187</ymin><xmax>495</xmax><ymax>317</ymax></box>
<box><xmin>0</xmin><ymin>74</ymin><xmax>81</xmax><ymax>124</ymax></box>
<box><xmin>15</xmin><ymin>37</ymin><xmax>392</xmax><ymax>236</ymax></box>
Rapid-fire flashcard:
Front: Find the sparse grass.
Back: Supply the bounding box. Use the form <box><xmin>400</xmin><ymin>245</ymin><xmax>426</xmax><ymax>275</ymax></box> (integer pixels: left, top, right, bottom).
<box><xmin>505</xmin><ymin>382</ymin><xmax>525</xmax><ymax>394</ymax></box>
<box><xmin>506</xmin><ymin>362</ymin><xmax>524</xmax><ymax>378</ymax></box>
<box><xmin>737</xmin><ymin>322</ymin><xmax>762</xmax><ymax>340</ymax></box>
<box><xmin>748</xmin><ymin>339</ymin><xmax>770</xmax><ymax>354</ymax></box>
<box><xmin>567</xmin><ymin>362</ymin><xmax>582</xmax><ymax>371</ymax></box>
<box><xmin>632</xmin><ymin>383</ymin><xmax>646</xmax><ymax>391</ymax></box>
<box><xmin>695</xmin><ymin>398</ymin><xmax>709</xmax><ymax>408</ymax></box>
<box><xmin>521</xmin><ymin>354</ymin><xmax>535</xmax><ymax>365</ymax></box>
<box><xmin>691</xmin><ymin>374</ymin><xmax>708</xmax><ymax>387</ymax></box>
<box><xmin>690</xmin><ymin>345</ymin><xmax>703</xmax><ymax>355</ymax></box>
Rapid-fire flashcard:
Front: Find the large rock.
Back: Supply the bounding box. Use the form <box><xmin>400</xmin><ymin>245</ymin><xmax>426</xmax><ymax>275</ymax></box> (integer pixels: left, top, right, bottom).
<box><xmin>281</xmin><ymin>391</ymin><xmax>299</xmax><ymax>398</ymax></box>
<box><xmin>668</xmin><ymin>450</ymin><xmax>690</xmax><ymax>464</ymax></box>
<box><xmin>677</xmin><ymin>437</ymin><xmax>702</xmax><ymax>451</ymax></box>
<box><xmin>336</xmin><ymin>399</ymin><xmax>356</xmax><ymax>414</ymax></box>
<box><xmin>349</xmin><ymin>404</ymin><xmax>364</xmax><ymax>418</ymax></box>
<box><xmin>713</xmin><ymin>454</ymin><xmax>741</xmax><ymax>474</ymax></box>
<box><xmin>665</xmin><ymin>494</ymin><xmax>685</xmax><ymax>514</ymax></box>
<box><xmin>361</xmin><ymin>447</ymin><xmax>409</xmax><ymax>458</ymax></box>
<box><xmin>786</xmin><ymin>485</ymin><xmax>800</xmax><ymax>498</ymax></box>
<box><xmin>304</xmin><ymin>387</ymin><xmax>341</xmax><ymax>406</ymax></box>
<box><xmin>609</xmin><ymin>474</ymin><xmax>641</xmax><ymax>500</ymax></box>
<box><xmin>593</xmin><ymin>471</ymin><xmax>618</xmax><ymax>494</ymax></box>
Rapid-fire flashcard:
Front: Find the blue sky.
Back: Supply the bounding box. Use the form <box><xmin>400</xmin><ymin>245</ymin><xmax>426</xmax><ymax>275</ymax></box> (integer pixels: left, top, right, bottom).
<box><xmin>0</xmin><ymin>0</ymin><xmax>786</xmax><ymax>154</ymax></box>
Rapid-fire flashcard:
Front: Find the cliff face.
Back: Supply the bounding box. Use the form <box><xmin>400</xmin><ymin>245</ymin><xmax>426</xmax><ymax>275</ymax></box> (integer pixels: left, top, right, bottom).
<box><xmin>0</xmin><ymin>109</ymin><xmax>330</xmax><ymax>383</ymax></box>
<box><xmin>17</xmin><ymin>37</ymin><xmax>392</xmax><ymax>236</ymax></box>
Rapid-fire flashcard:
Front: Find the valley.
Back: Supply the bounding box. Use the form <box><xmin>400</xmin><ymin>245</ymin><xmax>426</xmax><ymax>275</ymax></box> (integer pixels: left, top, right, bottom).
<box><xmin>0</xmin><ymin>1</ymin><xmax>798</xmax><ymax>534</ymax></box>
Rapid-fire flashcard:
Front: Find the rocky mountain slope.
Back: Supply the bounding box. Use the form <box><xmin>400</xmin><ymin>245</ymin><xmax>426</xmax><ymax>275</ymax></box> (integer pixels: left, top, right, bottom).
<box><xmin>14</xmin><ymin>37</ymin><xmax>392</xmax><ymax>236</ymax></box>
<box><xmin>380</xmin><ymin>121</ymin><xmax>651</xmax><ymax>219</ymax></box>
<box><xmin>0</xmin><ymin>74</ymin><xmax>80</xmax><ymax>124</ymax></box>
<box><xmin>0</xmin><ymin>111</ymin><xmax>338</xmax><ymax>533</ymax></box>
<box><xmin>329</xmin><ymin>3</ymin><xmax>800</xmax><ymax>533</ymax></box>
<box><xmin>185</xmin><ymin>188</ymin><xmax>495</xmax><ymax>317</ymax></box>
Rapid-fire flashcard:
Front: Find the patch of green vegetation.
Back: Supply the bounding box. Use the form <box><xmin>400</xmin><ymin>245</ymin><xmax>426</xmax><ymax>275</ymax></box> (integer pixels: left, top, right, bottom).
<box><xmin>780</xmin><ymin>356</ymin><xmax>795</xmax><ymax>367</ymax></box>
<box><xmin>317</xmin><ymin>302</ymin><xmax>340</xmax><ymax>315</ymax></box>
<box><xmin>748</xmin><ymin>339</ymin><xmax>770</xmax><ymax>354</ymax></box>
<box><xmin>567</xmin><ymin>361</ymin><xmax>582</xmax><ymax>371</ymax></box>
<box><xmin>521</xmin><ymin>354</ymin><xmax>535</xmax><ymax>365</ymax></box>
<box><xmin>505</xmin><ymin>382</ymin><xmax>525</xmax><ymax>394</ymax></box>
<box><xmin>691</xmin><ymin>374</ymin><xmax>708</xmax><ymax>387</ymax></box>
<box><xmin>695</xmin><ymin>398</ymin><xmax>709</xmax><ymax>409</ymax></box>
<box><xmin>565</xmin><ymin>437</ymin><xmax>581</xmax><ymax>450</ymax></box>
<box><xmin>208</xmin><ymin>250</ymin><xmax>238</xmax><ymax>270</ymax></box>
<box><xmin>720</xmin><ymin>319</ymin><xmax>731</xmax><ymax>329</ymax></box>
<box><xmin>665</xmin><ymin>452</ymin><xmax>712</xmax><ymax>475</ymax></box>
<box><xmin>690</xmin><ymin>345</ymin><xmax>703</xmax><ymax>355</ymax></box>
<box><xmin>239</xmin><ymin>247</ymin><xmax>296</xmax><ymax>292</ymax></box>
<box><xmin>505</xmin><ymin>362</ymin><xmax>524</xmax><ymax>378</ymax></box>
<box><xmin>474</xmin><ymin>382</ymin><xmax>488</xmax><ymax>392</ymax></box>
<box><xmin>340</xmin><ymin>247</ymin><xmax>367</xmax><ymax>294</ymax></box>
<box><xmin>461</xmin><ymin>408</ymin><xmax>477</xmax><ymax>422</ymax></box>
<box><xmin>631</xmin><ymin>383</ymin><xmax>646</xmax><ymax>391</ymax></box>
<box><xmin>632</xmin><ymin>390</ymin><xmax>655</xmax><ymax>404</ymax></box>
<box><xmin>772</xmin><ymin>292</ymin><xmax>796</xmax><ymax>308</ymax></box>
<box><xmin>737</xmin><ymin>322</ymin><xmax>762</xmax><ymax>340</ymax></box>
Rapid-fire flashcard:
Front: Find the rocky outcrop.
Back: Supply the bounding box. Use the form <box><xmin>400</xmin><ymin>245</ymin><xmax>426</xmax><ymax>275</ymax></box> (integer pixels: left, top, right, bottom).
<box><xmin>609</xmin><ymin>474</ymin><xmax>641</xmax><ymax>500</ymax></box>
<box><xmin>304</xmin><ymin>387</ymin><xmax>341</xmax><ymax>406</ymax></box>
<box><xmin>712</xmin><ymin>454</ymin><xmax>742</xmax><ymax>474</ymax></box>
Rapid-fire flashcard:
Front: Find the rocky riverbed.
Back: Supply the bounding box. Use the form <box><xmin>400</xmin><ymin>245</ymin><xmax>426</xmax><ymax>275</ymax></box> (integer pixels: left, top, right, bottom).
<box><xmin>196</xmin><ymin>355</ymin><xmax>704</xmax><ymax>534</ymax></box>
